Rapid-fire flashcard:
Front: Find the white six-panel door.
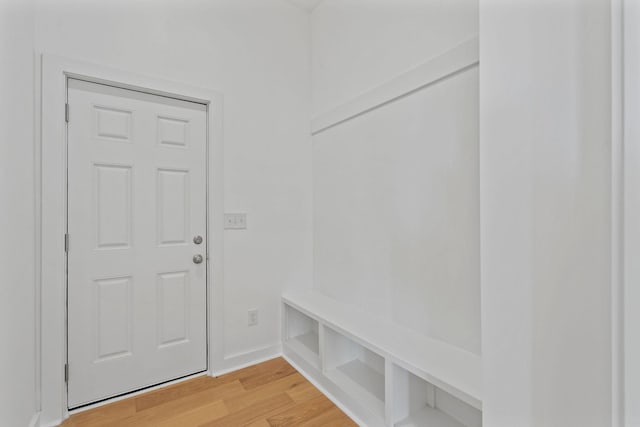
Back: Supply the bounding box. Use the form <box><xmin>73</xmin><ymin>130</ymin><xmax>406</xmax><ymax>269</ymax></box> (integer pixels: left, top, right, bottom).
<box><xmin>67</xmin><ymin>79</ymin><xmax>207</xmax><ymax>408</ymax></box>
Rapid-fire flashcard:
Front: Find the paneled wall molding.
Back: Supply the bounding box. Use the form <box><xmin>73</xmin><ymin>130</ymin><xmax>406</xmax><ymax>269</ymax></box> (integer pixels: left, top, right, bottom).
<box><xmin>311</xmin><ymin>36</ymin><xmax>479</xmax><ymax>135</ymax></box>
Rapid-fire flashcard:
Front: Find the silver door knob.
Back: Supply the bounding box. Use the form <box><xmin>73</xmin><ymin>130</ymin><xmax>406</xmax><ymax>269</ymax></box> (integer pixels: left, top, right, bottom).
<box><xmin>193</xmin><ymin>254</ymin><xmax>204</xmax><ymax>264</ymax></box>
<box><xmin>193</xmin><ymin>235</ymin><xmax>203</xmax><ymax>245</ymax></box>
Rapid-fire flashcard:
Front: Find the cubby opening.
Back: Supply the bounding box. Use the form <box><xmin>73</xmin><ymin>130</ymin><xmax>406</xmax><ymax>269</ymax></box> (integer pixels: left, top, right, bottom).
<box><xmin>324</xmin><ymin>327</ymin><xmax>385</xmax><ymax>418</ymax></box>
<box><xmin>284</xmin><ymin>304</ymin><xmax>320</xmax><ymax>369</ymax></box>
<box><xmin>393</xmin><ymin>365</ymin><xmax>482</xmax><ymax>427</ymax></box>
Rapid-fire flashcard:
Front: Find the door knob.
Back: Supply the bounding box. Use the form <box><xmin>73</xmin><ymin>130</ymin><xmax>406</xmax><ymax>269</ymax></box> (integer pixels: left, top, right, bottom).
<box><xmin>193</xmin><ymin>235</ymin><xmax>203</xmax><ymax>245</ymax></box>
<box><xmin>193</xmin><ymin>254</ymin><xmax>204</xmax><ymax>264</ymax></box>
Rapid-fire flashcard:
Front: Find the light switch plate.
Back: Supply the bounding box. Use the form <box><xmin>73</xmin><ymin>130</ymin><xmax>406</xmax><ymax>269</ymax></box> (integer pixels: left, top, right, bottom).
<box><xmin>224</xmin><ymin>213</ymin><xmax>247</xmax><ymax>230</ymax></box>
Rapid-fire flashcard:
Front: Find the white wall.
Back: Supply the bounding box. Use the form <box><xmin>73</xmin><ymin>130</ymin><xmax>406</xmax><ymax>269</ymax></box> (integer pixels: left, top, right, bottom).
<box><xmin>311</xmin><ymin>0</ymin><xmax>478</xmax><ymax>115</ymax></box>
<box><xmin>2</xmin><ymin>1</ymin><xmax>618</xmax><ymax>425</ymax></box>
<box><xmin>35</xmin><ymin>0</ymin><xmax>312</xmax><ymax>367</ymax></box>
<box><xmin>0</xmin><ymin>0</ymin><xmax>37</xmax><ymax>425</ymax></box>
<box><xmin>311</xmin><ymin>0</ymin><xmax>480</xmax><ymax>353</ymax></box>
<box><xmin>313</xmin><ymin>68</ymin><xmax>480</xmax><ymax>353</ymax></box>
<box><xmin>480</xmin><ymin>0</ymin><xmax>612</xmax><ymax>425</ymax></box>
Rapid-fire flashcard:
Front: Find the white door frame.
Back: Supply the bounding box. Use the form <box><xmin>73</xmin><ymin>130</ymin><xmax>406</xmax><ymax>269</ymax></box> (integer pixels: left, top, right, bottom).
<box><xmin>624</xmin><ymin>0</ymin><xmax>640</xmax><ymax>425</ymax></box>
<box><xmin>39</xmin><ymin>54</ymin><xmax>224</xmax><ymax>426</ymax></box>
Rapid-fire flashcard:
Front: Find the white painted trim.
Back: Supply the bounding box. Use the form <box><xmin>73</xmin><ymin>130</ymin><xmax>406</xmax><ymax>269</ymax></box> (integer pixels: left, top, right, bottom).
<box><xmin>625</xmin><ymin>0</ymin><xmax>640</xmax><ymax>425</ymax></box>
<box><xmin>40</xmin><ymin>53</ymin><xmax>69</xmax><ymax>427</ymax></box>
<box><xmin>310</xmin><ymin>36</ymin><xmax>479</xmax><ymax>135</ymax></box>
<box><xmin>39</xmin><ymin>419</ymin><xmax>64</xmax><ymax>427</ymax></box>
<box><xmin>213</xmin><ymin>349</ymin><xmax>283</xmax><ymax>377</ymax></box>
<box><xmin>34</xmin><ymin>52</ymin><xmax>43</xmax><ymax>417</ymax></box>
<box><xmin>283</xmin><ymin>355</ymin><xmax>367</xmax><ymax>427</ymax></box>
<box><xmin>39</xmin><ymin>54</ymin><xmax>224</xmax><ymax>427</ymax></box>
<box><xmin>28</xmin><ymin>412</ymin><xmax>40</xmax><ymax>427</ymax></box>
<box><xmin>612</xmin><ymin>1</ymin><xmax>624</xmax><ymax>426</ymax></box>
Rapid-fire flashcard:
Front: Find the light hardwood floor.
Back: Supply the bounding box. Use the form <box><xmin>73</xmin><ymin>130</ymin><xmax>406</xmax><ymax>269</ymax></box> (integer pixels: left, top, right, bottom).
<box><xmin>60</xmin><ymin>357</ymin><xmax>357</xmax><ymax>426</ymax></box>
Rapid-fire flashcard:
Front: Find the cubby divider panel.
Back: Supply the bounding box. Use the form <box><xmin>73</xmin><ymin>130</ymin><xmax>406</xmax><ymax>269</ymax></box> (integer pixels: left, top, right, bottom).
<box><xmin>392</xmin><ymin>365</ymin><xmax>482</xmax><ymax>427</ymax></box>
<box><xmin>284</xmin><ymin>304</ymin><xmax>320</xmax><ymax>369</ymax></box>
<box><xmin>324</xmin><ymin>326</ymin><xmax>386</xmax><ymax>418</ymax></box>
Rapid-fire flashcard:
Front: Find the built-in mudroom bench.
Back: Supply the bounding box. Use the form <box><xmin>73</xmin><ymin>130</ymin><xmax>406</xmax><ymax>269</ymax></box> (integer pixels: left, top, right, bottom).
<box><xmin>282</xmin><ymin>290</ymin><xmax>482</xmax><ymax>427</ymax></box>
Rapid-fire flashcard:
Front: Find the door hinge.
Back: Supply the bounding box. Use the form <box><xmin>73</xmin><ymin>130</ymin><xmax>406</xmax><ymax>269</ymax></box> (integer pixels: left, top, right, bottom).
<box><xmin>64</xmin><ymin>233</ymin><xmax>70</xmax><ymax>253</ymax></box>
<box><xmin>65</xmin><ymin>103</ymin><xmax>70</xmax><ymax>123</ymax></box>
<box><xmin>64</xmin><ymin>363</ymin><xmax>69</xmax><ymax>383</ymax></box>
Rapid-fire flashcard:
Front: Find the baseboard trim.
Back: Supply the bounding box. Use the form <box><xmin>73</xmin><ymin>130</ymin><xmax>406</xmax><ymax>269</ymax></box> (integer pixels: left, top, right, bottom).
<box><xmin>211</xmin><ymin>343</ymin><xmax>283</xmax><ymax>376</ymax></box>
<box><xmin>28</xmin><ymin>412</ymin><xmax>41</xmax><ymax>427</ymax></box>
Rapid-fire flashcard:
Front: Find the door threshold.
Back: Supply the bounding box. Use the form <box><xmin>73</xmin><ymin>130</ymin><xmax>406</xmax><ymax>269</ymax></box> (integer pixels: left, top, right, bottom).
<box><xmin>68</xmin><ymin>370</ymin><xmax>208</xmax><ymax>414</ymax></box>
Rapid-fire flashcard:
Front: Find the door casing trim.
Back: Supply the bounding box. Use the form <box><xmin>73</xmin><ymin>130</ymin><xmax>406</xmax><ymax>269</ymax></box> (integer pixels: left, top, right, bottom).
<box><xmin>39</xmin><ymin>54</ymin><xmax>224</xmax><ymax>426</ymax></box>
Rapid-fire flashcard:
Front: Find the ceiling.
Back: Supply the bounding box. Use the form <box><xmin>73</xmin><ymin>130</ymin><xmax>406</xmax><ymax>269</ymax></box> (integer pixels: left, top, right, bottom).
<box><xmin>284</xmin><ymin>0</ymin><xmax>325</xmax><ymax>12</ymax></box>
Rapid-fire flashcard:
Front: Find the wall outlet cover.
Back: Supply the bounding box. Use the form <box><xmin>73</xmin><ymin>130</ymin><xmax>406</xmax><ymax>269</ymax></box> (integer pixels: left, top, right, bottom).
<box><xmin>248</xmin><ymin>309</ymin><xmax>258</xmax><ymax>326</ymax></box>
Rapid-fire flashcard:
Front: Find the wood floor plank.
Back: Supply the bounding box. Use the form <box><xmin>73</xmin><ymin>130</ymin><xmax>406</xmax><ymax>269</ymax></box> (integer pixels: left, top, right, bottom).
<box><xmin>245</xmin><ymin>420</ymin><xmax>272</xmax><ymax>427</ymax></box>
<box><xmin>285</xmin><ymin>380</ymin><xmax>323</xmax><ymax>403</ymax></box>
<box><xmin>299</xmin><ymin>406</ymin><xmax>359</xmax><ymax>427</ymax></box>
<box><xmin>223</xmin><ymin>372</ymin><xmax>307</xmax><ymax>413</ymax></box>
<box><xmin>153</xmin><ymin>400</ymin><xmax>229</xmax><ymax>427</ymax></box>
<box><xmin>214</xmin><ymin>357</ymin><xmax>291</xmax><ymax>385</ymax></box>
<box><xmin>60</xmin><ymin>399</ymin><xmax>136</xmax><ymax>427</ymax></box>
<box><xmin>265</xmin><ymin>395</ymin><xmax>336</xmax><ymax>427</ymax></box>
<box><xmin>236</xmin><ymin>358</ymin><xmax>298</xmax><ymax>390</ymax></box>
<box><xmin>107</xmin><ymin>382</ymin><xmax>243</xmax><ymax>427</ymax></box>
<box><xmin>200</xmin><ymin>393</ymin><xmax>295</xmax><ymax>427</ymax></box>
<box><xmin>135</xmin><ymin>376</ymin><xmax>225</xmax><ymax>412</ymax></box>
<box><xmin>60</xmin><ymin>358</ymin><xmax>355</xmax><ymax>427</ymax></box>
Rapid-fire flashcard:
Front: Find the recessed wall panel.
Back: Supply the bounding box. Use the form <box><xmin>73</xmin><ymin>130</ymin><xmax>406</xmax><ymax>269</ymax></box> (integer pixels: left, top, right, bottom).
<box><xmin>157</xmin><ymin>169</ymin><xmax>189</xmax><ymax>245</ymax></box>
<box><xmin>157</xmin><ymin>271</ymin><xmax>189</xmax><ymax>347</ymax></box>
<box><xmin>95</xmin><ymin>106</ymin><xmax>132</xmax><ymax>141</ymax></box>
<box><xmin>95</xmin><ymin>164</ymin><xmax>132</xmax><ymax>249</ymax></box>
<box><xmin>95</xmin><ymin>277</ymin><xmax>133</xmax><ymax>361</ymax></box>
<box><xmin>313</xmin><ymin>67</ymin><xmax>480</xmax><ymax>354</ymax></box>
<box><xmin>158</xmin><ymin>116</ymin><xmax>189</xmax><ymax>148</ymax></box>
